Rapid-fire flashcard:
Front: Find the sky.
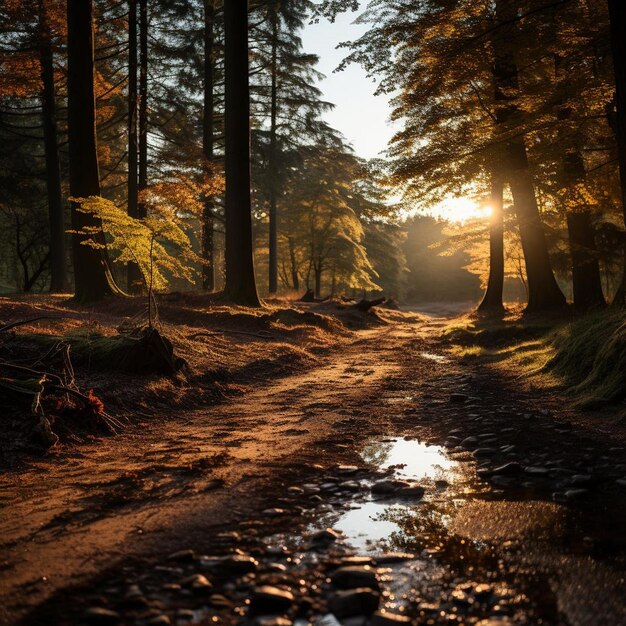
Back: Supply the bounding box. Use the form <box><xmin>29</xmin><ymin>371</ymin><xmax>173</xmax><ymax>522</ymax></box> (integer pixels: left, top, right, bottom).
<box><xmin>300</xmin><ymin>8</ymin><xmax>396</xmax><ymax>160</ymax></box>
<box><xmin>300</xmin><ymin>6</ymin><xmax>485</xmax><ymax>223</ymax></box>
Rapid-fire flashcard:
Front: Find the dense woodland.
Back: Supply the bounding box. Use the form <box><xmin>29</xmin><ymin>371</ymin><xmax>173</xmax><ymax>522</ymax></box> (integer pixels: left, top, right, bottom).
<box><xmin>0</xmin><ymin>0</ymin><xmax>625</xmax><ymax>312</ymax></box>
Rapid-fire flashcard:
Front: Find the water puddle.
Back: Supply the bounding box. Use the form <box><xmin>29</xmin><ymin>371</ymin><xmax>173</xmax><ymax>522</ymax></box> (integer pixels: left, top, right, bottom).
<box><xmin>316</xmin><ymin>438</ymin><xmax>466</xmax><ymax>553</ymax></box>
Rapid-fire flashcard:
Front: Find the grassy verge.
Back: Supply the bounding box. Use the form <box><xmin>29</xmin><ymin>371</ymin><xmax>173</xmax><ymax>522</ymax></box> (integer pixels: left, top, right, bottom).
<box><xmin>444</xmin><ymin>308</ymin><xmax>626</xmax><ymax>410</ymax></box>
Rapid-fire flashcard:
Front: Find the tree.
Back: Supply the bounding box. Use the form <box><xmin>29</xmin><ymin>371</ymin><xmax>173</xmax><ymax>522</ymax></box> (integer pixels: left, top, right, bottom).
<box><xmin>478</xmin><ymin>176</ymin><xmax>505</xmax><ymax>312</ymax></box>
<box><xmin>38</xmin><ymin>0</ymin><xmax>67</xmax><ymax>292</ymax></box>
<box><xmin>224</xmin><ymin>0</ymin><xmax>260</xmax><ymax>306</ymax></box>
<box><xmin>608</xmin><ymin>0</ymin><xmax>626</xmax><ymax>305</ymax></box>
<box><xmin>67</xmin><ymin>0</ymin><xmax>112</xmax><ymax>301</ymax></box>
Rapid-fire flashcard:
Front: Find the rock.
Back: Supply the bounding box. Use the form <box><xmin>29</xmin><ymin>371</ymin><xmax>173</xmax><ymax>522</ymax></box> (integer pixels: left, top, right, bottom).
<box><xmin>340</xmin><ymin>556</ymin><xmax>374</xmax><ymax>567</ymax></box>
<box><xmin>176</xmin><ymin>609</ymin><xmax>195</xmax><ymax>621</ymax></box>
<box><xmin>264</xmin><ymin>508</ymin><xmax>287</xmax><ymax>517</ymax></box>
<box><xmin>374</xmin><ymin>552</ymin><xmax>414</xmax><ymax>564</ymax></box>
<box><xmin>167</xmin><ymin>549</ymin><xmax>195</xmax><ymax>562</ymax></box>
<box><xmin>450</xmin><ymin>393</ymin><xmax>468</xmax><ymax>403</ymax></box>
<box><xmin>330</xmin><ymin>566</ymin><xmax>379</xmax><ymax>590</ymax></box>
<box><xmin>314</xmin><ymin>615</ymin><xmax>342</xmax><ymax>626</ymax></box>
<box><xmin>255</xmin><ymin>618</ymin><xmax>293</xmax><ymax>626</ymax></box>
<box><xmin>83</xmin><ymin>608</ymin><xmax>121</xmax><ymax>625</ymax></box>
<box><xmin>250</xmin><ymin>586</ymin><xmax>295</xmax><ymax>614</ymax></box>
<box><xmin>525</xmin><ymin>466</ymin><xmax>549</xmax><ymax>476</ymax></box>
<box><xmin>371</xmin><ymin>611</ymin><xmax>411</xmax><ymax>625</ymax></box>
<box><xmin>564</xmin><ymin>488</ymin><xmax>589</xmax><ymax>501</ymax></box>
<box><xmin>328</xmin><ymin>588</ymin><xmax>380</xmax><ymax>618</ymax></box>
<box><xmin>473</xmin><ymin>448</ymin><xmax>497</xmax><ymax>458</ymax></box>
<box><xmin>569</xmin><ymin>474</ymin><xmax>592</xmax><ymax>486</ymax></box>
<box><xmin>310</xmin><ymin>528</ymin><xmax>341</xmax><ymax>546</ymax></box>
<box><xmin>371</xmin><ymin>479</ymin><xmax>404</xmax><ymax>494</ymax></box>
<box><xmin>181</xmin><ymin>574</ymin><xmax>212</xmax><ymax>592</ymax></box>
<box><xmin>147</xmin><ymin>616</ymin><xmax>171</xmax><ymax>626</ymax></box>
<box><xmin>616</xmin><ymin>478</ymin><xmax>626</xmax><ymax>488</ymax></box>
<box><xmin>491</xmin><ymin>462</ymin><xmax>523</xmax><ymax>476</ymax></box>
<box><xmin>221</xmin><ymin>554</ymin><xmax>259</xmax><ymax>574</ymax></box>
<box><xmin>396</xmin><ymin>482</ymin><xmax>425</xmax><ymax>498</ymax></box>
<box><xmin>337</xmin><ymin>465</ymin><xmax>360</xmax><ymax>475</ymax></box>
<box><xmin>461</xmin><ymin>437</ymin><xmax>479</xmax><ymax>448</ymax></box>
<box><xmin>340</xmin><ymin>481</ymin><xmax>361</xmax><ymax>492</ymax></box>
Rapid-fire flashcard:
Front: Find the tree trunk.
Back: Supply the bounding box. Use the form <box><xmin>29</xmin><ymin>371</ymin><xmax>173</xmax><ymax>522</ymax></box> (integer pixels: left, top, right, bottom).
<box><xmin>38</xmin><ymin>1</ymin><xmax>67</xmax><ymax>293</ymax></box>
<box><xmin>608</xmin><ymin>0</ymin><xmax>626</xmax><ymax>305</ymax></box>
<box><xmin>492</xmin><ymin>0</ymin><xmax>565</xmax><ymax>313</ymax></box>
<box><xmin>288</xmin><ymin>238</ymin><xmax>299</xmax><ymax>290</ymax></box>
<box><xmin>224</xmin><ymin>0</ymin><xmax>261</xmax><ymax>307</ymax></box>
<box><xmin>508</xmin><ymin>164</ymin><xmax>566</xmax><ymax>312</ymax></box>
<box><xmin>127</xmin><ymin>0</ymin><xmax>142</xmax><ymax>292</ymax></box>
<box><xmin>202</xmin><ymin>0</ymin><xmax>215</xmax><ymax>291</ymax></box>
<box><xmin>562</xmin><ymin>151</ymin><xmax>605</xmax><ymax>311</ymax></box>
<box><xmin>314</xmin><ymin>265</ymin><xmax>322</xmax><ymax>300</ymax></box>
<box><xmin>138</xmin><ymin>0</ymin><xmax>148</xmax><ymax>206</ymax></box>
<box><xmin>478</xmin><ymin>175</ymin><xmax>504</xmax><ymax>312</ymax></box>
<box><xmin>566</xmin><ymin>211</ymin><xmax>605</xmax><ymax>311</ymax></box>
<box><xmin>268</xmin><ymin>8</ymin><xmax>279</xmax><ymax>294</ymax></box>
<box><xmin>67</xmin><ymin>0</ymin><xmax>112</xmax><ymax>302</ymax></box>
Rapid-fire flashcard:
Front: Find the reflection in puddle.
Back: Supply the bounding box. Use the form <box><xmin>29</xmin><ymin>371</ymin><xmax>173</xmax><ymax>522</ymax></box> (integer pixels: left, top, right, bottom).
<box><xmin>361</xmin><ymin>438</ymin><xmax>458</xmax><ymax>481</ymax></box>
<box><xmin>326</xmin><ymin>439</ymin><xmax>463</xmax><ymax>553</ymax></box>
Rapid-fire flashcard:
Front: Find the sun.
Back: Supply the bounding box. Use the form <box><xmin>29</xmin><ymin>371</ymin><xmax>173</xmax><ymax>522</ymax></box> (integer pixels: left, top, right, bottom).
<box><xmin>430</xmin><ymin>196</ymin><xmax>492</xmax><ymax>223</ymax></box>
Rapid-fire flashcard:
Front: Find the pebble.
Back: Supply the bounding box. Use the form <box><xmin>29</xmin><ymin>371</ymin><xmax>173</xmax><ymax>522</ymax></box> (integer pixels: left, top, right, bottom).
<box><xmin>330</xmin><ymin>566</ymin><xmax>379</xmax><ymax>590</ymax></box>
<box><xmin>147</xmin><ymin>616</ymin><xmax>171</xmax><ymax>626</ymax></box>
<box><xmin>450</xmin><ymin>393</ymin><xmax>468</xmax><ymax>403</ymax></box>
<box><xmin>473</xmin><ymin>448</ymin><xmax>497</xmax><ymax>458</ymax></box>
<box><xmin>264</xmin><ymin>508</ymin><xmax>287</xmax><ymax>517</ymax></box>
<box><xmin>221</xmin><ymin>554</ymin><xmax>259</xmax><ymax>574</ymax></box>
<box><xmin>250</xmin><ymin>585</ymin><xmax>295</xmax><ymax>614</ymax></box>
<box><xmin>180</xmin><ymin>574</ymin><xmax>212</xmax><ymax>592</ymax></box>
<box><xmin>328</xmin><ymin>588</ymin><xmax>380</xmax><ymax>618</ymax></box>
<box><xmin>491</xmin><ymin>462</ymin><xmax>523</xmax><ymax>476</ymax></box>
<box><xmin>311</xmin><ymin>528</ymin><xmax>341</xmax><ymax>545</ymax></box>
<box><xmin>83</xmin><ymin>608</ymin><xmax>121</xmax><ymax>625</ymax></box>
<box><xmin>371</xmin><ymin>611</ymin><xmax>411</xmax><ymax>625</ymax></box>
<box><xmin>374</xmin><ymin>553</ymin><xmax>414</xmax><ymax>564</ymax></box>
<box><xmin>167</xmin><ymin>549</ymin><xmax>195</xmax><ymax>563</ymax></box>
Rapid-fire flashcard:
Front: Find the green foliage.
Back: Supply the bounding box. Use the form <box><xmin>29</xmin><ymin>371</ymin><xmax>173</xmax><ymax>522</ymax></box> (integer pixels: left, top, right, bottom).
<box><xmin>71</xmin><ymin>196</ymin><xmax>199</xmax><ymax>292</ymax></box>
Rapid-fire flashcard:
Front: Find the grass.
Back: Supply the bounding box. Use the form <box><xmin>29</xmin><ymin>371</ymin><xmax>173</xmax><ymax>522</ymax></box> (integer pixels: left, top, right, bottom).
<box><xmin>444</xmin><ymin>308</ymin><xmax>626</xmax><ymax>410</ymax></box>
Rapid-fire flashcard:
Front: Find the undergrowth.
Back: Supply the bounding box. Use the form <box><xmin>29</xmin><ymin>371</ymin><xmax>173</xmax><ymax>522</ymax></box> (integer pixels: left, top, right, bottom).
<box><xmin>445</xmin><ymin>309</ymin><xmax>626</xmax><ymax>410</ymax></box>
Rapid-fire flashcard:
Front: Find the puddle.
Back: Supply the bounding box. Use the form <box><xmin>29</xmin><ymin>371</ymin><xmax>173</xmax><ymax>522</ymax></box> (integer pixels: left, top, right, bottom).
<box><xmin>361</xmin><ymin>438</ymin><xmax>457</xmax><ymax>481</ymax></box>
<box><xmin>315</xmin><ymin>438</ymin><xmax>466</xmax><ymax>553</ymax></box>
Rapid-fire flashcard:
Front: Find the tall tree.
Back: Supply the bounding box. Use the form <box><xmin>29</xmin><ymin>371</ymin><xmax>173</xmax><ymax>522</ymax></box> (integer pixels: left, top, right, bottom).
<box><xmin>67</xmin><ymin>0</ymin><xmax>111</xmax><ymax>301</ymax></box>
<box><xmin>478</xmin><ymin>175</ymin><xmax>505</xmax><ymax>312</ymax></box>
<box><xmin>127</xmin><ymin>0</ymin><xmax>141</xmax><ymax>291</ymax></box>
<box><xmin>492</xmin><ymin>0</ymin><xmax>565</xmax><ymax>313</ymax></box>
<box><xmin>202</xmin><ymin>0</ymin><xmax>216</xmax><ymax>291</ymax></box>
<box><xmin>38</xmin><ymin>0</ymin><xmax>67</xmax><ymax>292</ymax></box>
<box><xmin>224</xmin><ymin>0</ymin><xmax>260</xmax><ymax>306</ymax></box>
<box><xmin>608</xmin><ymin>0</ymin><xmax>626</xmax><ymax>305</ymax></box>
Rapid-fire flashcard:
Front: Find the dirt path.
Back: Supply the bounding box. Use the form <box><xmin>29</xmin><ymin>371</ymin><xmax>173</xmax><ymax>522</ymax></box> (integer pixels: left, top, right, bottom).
<box><xmin>2</xmin><ymin>310</ymin><xmax>625</xmax><ymax>626</ymax></box>
<box><xmin>0</xmin><ymin>316</ymin><xmax>432</xmax><ymax>624</ymax></box>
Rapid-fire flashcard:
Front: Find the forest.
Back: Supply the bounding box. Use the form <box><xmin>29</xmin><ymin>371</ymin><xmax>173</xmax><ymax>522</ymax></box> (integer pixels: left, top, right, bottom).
<box><xmin>1</xmin><ymin>1</ymin><xmax>626</xmax><ymax>625</ymax></box>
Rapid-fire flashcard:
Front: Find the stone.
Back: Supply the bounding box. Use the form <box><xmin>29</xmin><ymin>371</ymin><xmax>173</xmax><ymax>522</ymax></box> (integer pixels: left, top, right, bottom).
<box><xmin>330</xmin><ymin>566</ymin><xmax>379</xmax><ymax>590</ymax></box>
<box><xmin>473</xmin><ymin>448</ymin><xmax>497</xmax><ymax>458</ymax></box>
<box><xmin>250</xmin><ymin>586</ymin><xmax>295</xmax><ymax>614</ymax></box>
<box><xmin>371</xmin><ymin>611</ymin><xmax>411</xmax><ymax>625</ymax></box>
<box><xmin>147</xmin><ymin>616</ymin><xmax>171</xmax><ymax>626</ymax></box>
<box><xmin>181</xmin><ymin>574</ymin><xmax>212</xmax><ymax>592</ymax></box>
<box><xmin>374</xmin><ymin>552</ymin><xmax>414</xmax><ymax>564</ymax></box>
<box><xmin>491</xmin><ymin>462</ymin><xmax>523</xmax><ymax>476</ymax></box>
<box><xmin>525</xmin><ymin>466</ymin><xmax>549</xmax><ymax>476</ymax></box>
<box><xmin>221</xmin><ymin>554</ymin><xmax>259</xmax><ymax>574</ymax></box>
<box><xmin>396</xmin><ymin>482</ymin><xmax>425</xmax><ymax>498</ymax></box>
<box><xmin>255</xmin><ymin>618</ymin><xmax>293</xmax><ymax>626</ymax></box>
<box><xmin>450</xmin><ymin>393</ymin><xmax>468</xmax><ymax>403</ymax></box>
<box><xmin>264</xmin><ymin>508</ymin><xmax>287</xmax><ymax>517</ymax></box>
<box><xmin>167</xmin><ymin>549</ymin><xmax>195</xmax><ymax>562</ymax></box>
<box><xmin>83</xmin><ymin>608</ymin><xmax>121</xmax><ymax>625</ymax></box>
<box><xmin>328</xmin><ymin>588</ymin><xmax>380</xmax><ymax>618</ymax></box>
<box><xmin>311</xmin><ymin>528</ymin><xmax>341</xmax><ymax>545</ymax></box>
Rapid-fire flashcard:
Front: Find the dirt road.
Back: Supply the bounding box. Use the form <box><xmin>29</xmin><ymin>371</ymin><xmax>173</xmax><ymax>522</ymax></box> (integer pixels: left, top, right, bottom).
<box><xmin>1</xmin><ymin>310</ymin><xmax>625</xmax><ymax>626</ymax></box>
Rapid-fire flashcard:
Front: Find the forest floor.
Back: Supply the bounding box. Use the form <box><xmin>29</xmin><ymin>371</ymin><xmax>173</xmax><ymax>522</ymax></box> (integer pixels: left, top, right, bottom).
<box><xmin>0</xmin><ymin>296</ymin><xmax>625</xmax><ymax>626</ymax></box>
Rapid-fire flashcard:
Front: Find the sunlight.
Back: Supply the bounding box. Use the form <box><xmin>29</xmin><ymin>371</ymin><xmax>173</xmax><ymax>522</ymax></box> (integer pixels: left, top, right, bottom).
<box><xmin>430</xmin><ymin>196</ymin><xmax>492</xmax><ymax>223</ymax></box>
